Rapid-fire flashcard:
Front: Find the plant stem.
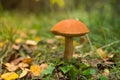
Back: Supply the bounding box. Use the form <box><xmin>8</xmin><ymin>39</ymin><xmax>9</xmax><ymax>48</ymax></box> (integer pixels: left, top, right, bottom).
<box><xmin>64</xmin><ymin>37</ymin><xmax>73</xmax><ymax>61</ymax></box>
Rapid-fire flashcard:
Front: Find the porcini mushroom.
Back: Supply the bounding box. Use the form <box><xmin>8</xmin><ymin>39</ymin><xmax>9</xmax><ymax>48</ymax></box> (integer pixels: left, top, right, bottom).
<box><xmin>51</xmin><ymin>19</ymin><xmax>89</xmax><ymax>61</ymax></box>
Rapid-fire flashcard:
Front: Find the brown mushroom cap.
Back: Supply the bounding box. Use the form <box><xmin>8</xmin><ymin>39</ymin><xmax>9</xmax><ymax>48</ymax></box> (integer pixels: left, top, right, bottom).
<box><xmin>51</xmin><ymin>19</ymin><xmax>89</xmax><ymax>37</ymax></box>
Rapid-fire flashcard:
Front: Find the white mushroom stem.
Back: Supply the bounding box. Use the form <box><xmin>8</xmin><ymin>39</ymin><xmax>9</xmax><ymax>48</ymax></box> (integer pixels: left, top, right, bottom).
<box><xmin>64</xmin><ymin>36</ymin><xmax>73</xmax><ymax>60</ymax></box>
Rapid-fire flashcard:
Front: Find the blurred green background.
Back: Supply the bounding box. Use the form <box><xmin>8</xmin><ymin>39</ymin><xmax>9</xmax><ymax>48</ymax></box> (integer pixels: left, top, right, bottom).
<box><xmin>0</xmin><ymin>0</ymin><xmax>120</xmax><ymax>47</ymax></box>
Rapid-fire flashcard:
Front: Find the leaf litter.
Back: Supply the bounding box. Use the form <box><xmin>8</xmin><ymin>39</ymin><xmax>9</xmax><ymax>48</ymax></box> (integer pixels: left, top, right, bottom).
<box><xmin>0</xmin><ymin>28</ymin><xmax>119</xmax><ymax>80</ymax></box>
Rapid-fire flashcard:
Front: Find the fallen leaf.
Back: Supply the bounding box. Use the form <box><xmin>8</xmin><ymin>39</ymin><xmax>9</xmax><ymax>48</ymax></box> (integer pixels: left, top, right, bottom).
<box><xmin>104</xmin><ymin>61</ymin><xmax>114</xmax><ymax>65</ymax></box>
<box><xmin>97</xmin><ymin>48</ymin><xmax>108</xmax><ymax>59</ymax></box>
<box><xmin>75</xmin><ymin>45</ymin><xmax>83</xmax><ymax>49</ymax></box>
<box><xmin>41</xmin><ymin>63</ymin><xmax>55</xmax><ymax>77</ymax></box>
<box><xmin>88</xmin><ymin>59</ymin><xmax>102</xmax><ymax>67</ymax></box>
<box><xmin>55</xmin><ymin>36</ymin><xmax>63</xmax><ymax>39</ymax></box>
<box><xmin>4</xmin><ymin>63</ymin><xmax>19</xmax><ymax>72</ymax></box>
<box><xmin>12</xmin><ymin>44</ymin><xmax>21</xmax><ymax>50</ymax></box>
<box><xmin>26</xmin><ymin>40</ymin><xmax>37</xmax><ymax>46</ymax></box>
<box><xmin>1</xmin><ymin>72</ymin><xmax>18</xmax><ymax>80</ymax></box>
<box><xmin>0</xmin><ymin>41</ymin><xmax>4</xmax><ymax>48</ymax></box>
<box><xmin>15</xmin><ymin>38</ymin><xmax>23</xmax><ymax>44</ymax></box>
<box><xmin>46</xmin><ymin>39</ymin><xmax>56</xmax><ymax>44</ymax></box>
<box><xmin>108</xmin><ymin>52</ymin><xmax>116</xmax><ymax>58</ymax></box>
<box><xmin>18</xmin><ymin>62</ymin><xmax>29</xmax><ymax>69</ymax></box>
<box><xmin>81</xmin><ymin>59</ymin><xmax>90</xmax><ymax>67</ymax></box>
<box><xmin>30</xmin><ymin>64</ymin><xmax>41</xmax><ymax>76</ymax></box>
<box><xmin>73</xmin><ymin>40</ymin><xmax>79</xmax><ymax>46</ymax></box>
<box><xmin>34</xmin><ymin>37</ymin><xmax>41</xmax><ymax>42</ymax></box>
<box><xmin>73</xmin><ymin>53</ymin><xmax>82</xmax><ymax>58</ymax></box>
<box><xmin>10</xmin><ymin>57</ymin><xmax>24</xmax><ymax>65</ymax></box>
<box><xmin>102</xmin><ymin>69</ymin><xmax>110</xmax><ymax>76</ymax></box>
<box><xmin>19</xmin><ymin>68</ymin><xmax>30</xmax><ymax>78</ymax></box>
<box><xmin>52</xmin><ymin>46</ymin><xmax>57</xmax><ymax>50</ymax></box>
<box><xmin>40</xmin><ymin>63</ymin><xmax>48</xmax><ymax>72</ymax></box>
<box><xmin>22</xmin><ymin>56</ymin><xmax>33</xmax><ymax>64</ymax></box>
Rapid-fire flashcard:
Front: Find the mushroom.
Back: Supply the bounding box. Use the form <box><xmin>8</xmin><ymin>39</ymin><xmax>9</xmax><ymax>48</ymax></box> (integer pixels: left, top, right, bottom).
<box><xmin>51</xmin><ymin>19</ymin><xmax>89</xmax><ymax>61</ymax></box>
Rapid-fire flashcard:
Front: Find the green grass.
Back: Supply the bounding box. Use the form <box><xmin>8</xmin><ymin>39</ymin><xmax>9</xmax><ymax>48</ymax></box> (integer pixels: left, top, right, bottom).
<box><xmin>0</xmin><ymin>10</ymin><xmax>120</xmax><ymax>79</ymax></box>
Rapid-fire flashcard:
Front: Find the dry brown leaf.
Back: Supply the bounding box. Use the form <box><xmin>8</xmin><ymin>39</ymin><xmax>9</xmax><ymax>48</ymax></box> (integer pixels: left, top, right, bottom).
<box><xmin>46</xmin><ymin>39</ymin><xmax>56</xmax><ymax>44</ymax></box>
<box><xmin>88</xmin><ymin>59</ymin><xmax>102</xmax><ymax>67</ymax></box>
<box><xmin>40</xmin><ymin>63</ymin><xmax>48</xmax><ymax>72</ymax></box>
<box><xmin>12</xmin><ymin>44</ymin><xmax>21</xmax><ymax>50</ymax></box>
<box><xmin>97</xmin><ymin>48</ymin><xmax>108</xmax><ymax>59</ymax></box>
<box><xmin>4</xmin><ymin>63</ymin><xmax>19</xmax><ymax>72</ymax></box>
<box><xmin>22</xmin><ymin>57</ymin><xmax>33</xmax><ymax>64</ymax></box>
<box><xmin>1</xmin><ymin>72</ymin><xmax>18</xmax><ymax>80</ymax></box>
<box><xmin>26</xmin><ymin>40</ymin><xmax>37</xmax><ymax>46</ymax></box>
<box><xmin>18</xmin><ymin>62</ymin><xmax>29</xmax><ymax>69</ymax></box>
<box><xmin>19</xmin><ymin>68</ymin><xmax>30</xmax><ymax>78</ymax></box>
<box><xmin>30</xmin><ymin>64</ymin><xmax>41</xmax><ymax>76</ymax></box>
<box><xmin>104</xmin><ymin>61</ymin><xmax>115</xmax><ymax>65</ymax></box>
<box><xmin>10</xmin><ymin>57</ymin><xmax>24</xmax><ymax>65</ymax></box>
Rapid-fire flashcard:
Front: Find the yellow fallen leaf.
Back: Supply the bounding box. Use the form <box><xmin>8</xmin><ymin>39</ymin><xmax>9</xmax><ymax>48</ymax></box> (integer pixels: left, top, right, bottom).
<box><xmin>103</xmin><ymin>69</ymin><xmax>110</xmax><ymax>76</ymax></box>
<box><xmin>1</xmin><ymin>72</ymin><xmax>18</xmax><ymax>80</ymax></box>
<box><xmin>55</xmin><ymin>36</ymin><xmax>63</xmax><ymax>39</ymax></box>
<box><xmin>26</xmin><ymin>40</ymin><xmax>37</xmax><ymax>46</ymax></box>
<box><xmin>73</xmin><ymin>40</ymin><xmax>79</xmax><ymax>46</ymax></box>
<box><xmin>30</xmin><ymin>64</ymin><xmax>41</xmax><ymax>76</ymax></box>
<box><xmin>73</xmin><ymin>53</ymin><xmax>82</xmax><ymax>58</ymax></box>
<box><xmin>0</xmin><ymin>42</ymin><xmax>4</xmax><ymax>48</ymax></box>
<box><xmin>97</xmin><ymin>48</ymin><xmax>108</xmax><ymax>59</ymax></box>
<box><xmin>15</xmin><ymin>38</ymin><xmax>23</xmax><ymax>44</ymax></box>
<box><xmin>34</xmin><ymin>37</ymin><xmax>41</xmax><ymax>42</ymax></box>
<box><xmin>52</xmin><ymin>46</ymin><xmax>57</xmax><ymax>50</ymax></box>
<box><xmin>19</xmin><ymin>68</ymin><xmax>30</xmax><ymax>78</ymax></box>
<box><xmin>108</xmin><ymin>52</ymin><xmax>116</xmax><ymax>58</ymax></box>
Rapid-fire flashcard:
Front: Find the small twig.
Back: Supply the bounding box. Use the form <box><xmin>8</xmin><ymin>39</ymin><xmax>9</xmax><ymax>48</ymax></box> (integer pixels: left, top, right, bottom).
<box><xmin>100</xmin><ymin>40</ymin><xmax>120</xmax><ymax>49</ymax></box>
<box><xmin>82</xmin><ymin>34</ymin><xmax>94</xmax><ymax>57</ymax></box>
<box><xmin>55</xmin><ymin>70</ymin><xmax>60</xmax><ymax>80</ymax></box>
<box><xmin>86</xmin><ymin>34</ymin><xmax>94</xmax><ymax>51</ymax></box>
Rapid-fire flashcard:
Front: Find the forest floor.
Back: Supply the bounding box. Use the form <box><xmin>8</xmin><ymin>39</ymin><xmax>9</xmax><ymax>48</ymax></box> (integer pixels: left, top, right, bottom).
<box><xmin>0</xmin><ymin>10</ymin><xmax>120</xmax><ymax>80</ymax></box>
